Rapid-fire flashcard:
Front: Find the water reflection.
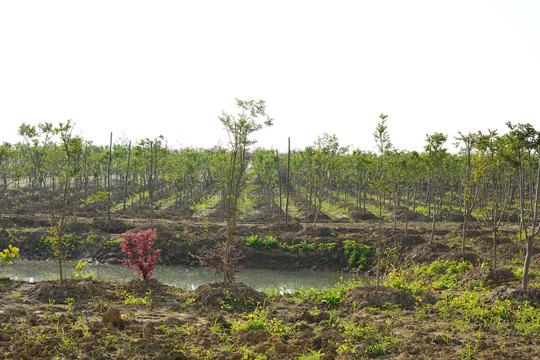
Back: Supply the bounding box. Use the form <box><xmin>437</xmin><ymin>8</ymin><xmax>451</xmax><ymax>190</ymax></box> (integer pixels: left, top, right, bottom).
<box><xmin>2</xmin><ymin>260</ymin><xmax>366</xmax><ymax>292</ymax></box>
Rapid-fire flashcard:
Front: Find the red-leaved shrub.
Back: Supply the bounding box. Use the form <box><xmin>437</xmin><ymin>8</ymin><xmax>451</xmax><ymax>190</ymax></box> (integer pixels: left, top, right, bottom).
<box><xmin>121</xmin><ymin>229</ymin><xmax>161</xmax><ymax>280</ymax></box>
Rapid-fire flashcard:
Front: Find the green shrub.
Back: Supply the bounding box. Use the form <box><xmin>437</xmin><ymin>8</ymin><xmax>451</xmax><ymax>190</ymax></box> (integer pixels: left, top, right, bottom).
<box><xmin>343</xmin><ymin>240</ymin><xmax>372</xmax><ymax>270</ymax></box>
<box><xmin>246</xmin><ymin>235</ymin><xmax>263</xmax><ymax>248</ymax></box>
<box><xmin>262</xmin><ymin>236</ymin><xmax>278</xmax><ymax>249</ymax></box>
<box><xmin>246</xmin><ymin>235</ymin><xmax>279</xmax><ymax>249</ymax></box>
<box><xmin>0</xmin><ymin>245</ymin><xmax>19</xmax><ymax>267</ymax></box>
<box><xmin>417</xmin><ymin>260</ymin><xmax>473</xmax><ymax>290</ymax></box>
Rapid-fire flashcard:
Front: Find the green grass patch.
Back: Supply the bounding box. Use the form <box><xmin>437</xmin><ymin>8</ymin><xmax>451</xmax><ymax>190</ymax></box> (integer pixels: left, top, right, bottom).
<box><xmin>321</xmin><ymin>201</ymin><xmax>349</xmax><ymax>219</ymax></box>
<box><xmin>191</xmin><ymin>192</ymin><xmax>221</xmax><ymax>218</ymax></box>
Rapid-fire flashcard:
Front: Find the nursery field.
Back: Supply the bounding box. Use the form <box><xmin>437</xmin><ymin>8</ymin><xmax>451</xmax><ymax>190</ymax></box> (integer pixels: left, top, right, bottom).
<box><xmin>1</xmin><ymin>182</ymin><xmax>540</xmax><ymax>360</ymax></box>
<box><xmin>1</xmin><ymin>117</ymin><xmax>540</xmax><ymax>359</ymax></box>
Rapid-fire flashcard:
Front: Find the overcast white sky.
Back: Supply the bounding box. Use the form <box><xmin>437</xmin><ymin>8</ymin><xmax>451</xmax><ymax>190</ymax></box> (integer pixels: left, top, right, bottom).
<box><xmin>1</xmin><ymin>1</ymin><xmax>539</xmax><ymax>153</ymax></box>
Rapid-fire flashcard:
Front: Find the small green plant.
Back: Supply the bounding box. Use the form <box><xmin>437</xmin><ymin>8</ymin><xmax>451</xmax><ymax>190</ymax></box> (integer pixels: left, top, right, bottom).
<box><xmin>298</xmin><ymin>349</ymin><xmax>324</xmax><ymax>360</ymax></box>
<box><xmin>124</xmin><ymin>290</ymin><xmax>152</xmax><ymax>305</ymax></box>
<box><xmin>83</xmin><ymin>234</ymin><xmax>96</xmax><ymax>246</ymax></box>
<box><xmin>246</xmin><ymin>235</ymin><xmax>279</xmax><ymax>249</ymax></box>
<box><xmin>262</xmin><ymin>236</ymin><xmax>278</xmax><ymax>249</ymax></box>
<box><xmin>74</xmin><ymin>260</ymin><xmax>87</xmax><ymax>278</ymax></box>
<box><xmin>67</xmin><ymin>297</ymin><xmax>75</xmax><ymax>312</ymax></box>
<box><xmin>297</xmin><ymin>240</ymin><xmax>317</xmax><ymax>252</ymax></box>
<box><xmin>343</xmin><ymin>240</ymin><xmax>372</xmax><ymax>270</ymax></box>
<box><xmin>246</xmin><ymin>235</ymin><xmax>263</xmax><ymax>248</ymax></box>
<box><xmin>0</xmin><ymin>245</ymin><xmax>20</xmax><ymax>268</ymax></box>
<box><xmin>181</xmin><ymin>297</ymin><xmax>195</xmax><ymax>309</ymax></box>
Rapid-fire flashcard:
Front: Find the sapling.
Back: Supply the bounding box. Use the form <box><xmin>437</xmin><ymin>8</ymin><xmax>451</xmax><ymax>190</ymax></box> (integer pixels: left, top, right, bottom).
<box><xmin>219</xmin><ymin>99</ymin><xmax>273</xmax><ymax>286</ymax></box>
<box><xmin>121</xmin><ymin>229</ymin><xmax>161</xmax><ymax>280</ymax></box>
<box><xmin>199</xmin><ymin>244</ymin><xmax>245</xmax><ymax>283</ymax></box>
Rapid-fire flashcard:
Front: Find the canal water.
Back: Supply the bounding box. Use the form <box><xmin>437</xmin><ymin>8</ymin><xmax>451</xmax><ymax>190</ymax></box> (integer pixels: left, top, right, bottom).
<box><xmin>1</xmin><ymin>260</ymin><xmax>366</xmax><ymax>292</ymax></box>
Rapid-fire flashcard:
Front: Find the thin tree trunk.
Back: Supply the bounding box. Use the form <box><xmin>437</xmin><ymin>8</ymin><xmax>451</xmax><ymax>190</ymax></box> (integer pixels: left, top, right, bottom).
<box><xmin>285</xmin><ymin>137</ymin><xmax>290</xmax><ymax>224</ymax></box>
<box><xmin>277</xmin><ymin>150</ymin><xmax>282</xmax><ymax>217</ymax></box>
<box><xmin>123</xmin><ymin>141</ymin><xmax>131</xmax><ymax>211</ymax></box>
<box><xmin>107</xmin><ymin>132</ymin><xmax>112</xmax><ymax>221</ymax></box>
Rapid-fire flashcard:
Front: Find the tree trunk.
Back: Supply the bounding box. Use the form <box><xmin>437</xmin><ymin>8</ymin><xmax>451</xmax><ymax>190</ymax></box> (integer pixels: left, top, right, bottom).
<box><xmin>285</xmin><ymin>138</ymin><xmax>291</xmax><ymax>224</ymax></box>
<box><xmin>123</xmin><ymin>141</ymin><xmax>131</xmax><ymax>211</ymax></box>
<box><xmin>107</xmin><ymin>132</ymin><xmax>112</xmax><ymax>221</ymax></box>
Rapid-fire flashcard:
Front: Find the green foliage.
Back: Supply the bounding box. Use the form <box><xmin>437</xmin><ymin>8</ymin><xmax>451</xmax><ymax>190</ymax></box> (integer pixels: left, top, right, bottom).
<box><xmin>343</xmin><ymin>240</ymin><xmax>372</xmax><ymax>270</ymax></box>
<box><xmin>298</xmin><ymin>349</ymin><xmax>324</xmax><ymax>360</ymax></box>
<box><xmin>282</xmin><ymin>279</ymin><xmax>364</xmax><ymax>307</ymax></box>
<box><xmin>74</xmin><ymin>260</ymin><xmax>87</xmax><ymax>279</ymax></box>
<box><xmin>419</xmin><ymin>259</ymin><xmax>473</xmax><ymax>290</ymax></box>
<box><xmin>246</xmin><ymin>235</ymin><xmax>279</xmax><ymax>249</ymax></box>
<box><xmin>81</xmin><ymin>191</ymin><xmax>108</xmax><ymax>206</ymax></box>
<box><xmin>385</xmin><ymin>268</ymin><xmax>426</xmax><ymax>297</ymax></box>
<box><xmin>123</xmin><ymin>290</ymin><xmax>152</xmax><ymax>305</ymax></box>
<box><xmin>386</xmin><ymin>259</ymin><xmax>474</xmax><ymax>296</ymax></box>
<box><xmin>0</xmin><ymin>245</ymin><xmax>19</xmax><ymax>267</ymax></box>
<box><xmin>341</xmin><ymin>320</ymin><xmax>403</xmax><ymax>357</ymax></box>
<box><xmin>241</xmin><ymin>308</ymin><xmax>295</xmax><ymax>339</ymax></box>
<box><xmin>510</xmin><ymin>266</ymin><xmax>540</xmax><ymax>280</ymax></box>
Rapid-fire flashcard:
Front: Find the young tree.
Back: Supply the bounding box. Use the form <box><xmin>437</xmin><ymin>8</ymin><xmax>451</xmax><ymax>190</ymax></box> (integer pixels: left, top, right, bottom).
<box><xmin>253</xmin><ymin>149</ymin><xmax>279</xmax><ymax>208</ymax></box>
<box><xmin>42</xmin><ymin>120</ymin><xmax>83</xmax><ymax>285</ymax></box>
<box><xmin>476</xmin><ymin>130</ymin><xmax>513</xmax><ymax>269</ymax></box>
<box><xmin>455</xmin><ymin>132</ymin><xmax>479</xmax><ymax>252</ymax></box>
<box><xmin>18</xmin><ymin>122</ymin><xmax>54</xmax><ymax>199</ymax></box>
<box><xmin>373</xmin><ymin>113</ymin><xmax>392</xmax><ymax>286</ymax></box>
<box><xmin>310</xmin><ymin>134</ymin><xmax>348</xmax><ymax>226</ymax></box>
<box><xmin>220</xmin><ymin>99</ymin><xmax>273</xmax><ymax>286</ymax></box>
<box><xmin>424</xmin><ymin>132</ymin><xmax>448</xmax><ymax>244</ymax></box>
<box><xmin>0</xmin><ymin>143</ymin><xmax>14</xmax><ymax>191</ymax></box>
<box><xmin>506</xmin><ymin>122</ymin><xmax>540</xmax><ymax>291</ymax></box>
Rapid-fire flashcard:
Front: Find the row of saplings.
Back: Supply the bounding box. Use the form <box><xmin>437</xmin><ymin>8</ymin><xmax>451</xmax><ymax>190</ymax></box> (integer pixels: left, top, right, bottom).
<box><xmin>0</xmin><ymin>229</ymin><xmax>410</xmax><ymax>309</ymax></box>
<box><xmin>118</xmin><ymin>229</ymin><xmax>411</xmax><ymax>309</ymax></box>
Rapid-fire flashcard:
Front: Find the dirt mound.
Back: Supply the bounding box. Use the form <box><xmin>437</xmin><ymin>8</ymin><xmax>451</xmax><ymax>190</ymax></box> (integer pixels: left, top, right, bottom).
<box><xmin>487</xmin><ymin>286</ymin><xmax>540</xmax><ymax>306</ymax></box>
<box><xmin>92</xmin><ymin>218</ymin><xmax>131</xmax><ymax>234</ymax></box>
<box><xmin>130</xmin><ymin>224</ymin><xmax>174</xmax><ymax>240</ymax></box>
<box><xmin>343</xmin><ymin>286</ymin><xmax>416</xmax><ymax>309</ymax></box>
<box><xmin>440</xmin><ymin>252</ymin><xmax>483</xmax><ymax>267</ymax></box>
<box><xmin>10</xmin><ymin>215</ymin><xmax>50</xmax><ymax>228</ymax></box>
<box><xmin>463</xmin><ymin>267</ymin><xmax>518</xmax><ymax>286</ymax></box>
<box><xmin>386</xmin><ymin>234</ymin><xmax>425</xmax><ymax>249</ymax></box>
<box><xmin>497</xmin><ymin>242</ymin><xmax>522</xmax><ymax>255</ymax></box>
<box><xmin>268</xmin><ymin>222</ymin><xmax>302</xmax><ymax>232</ymax></box>
<box><xmin>297</xmin><ymin>226</ymin><xmax>334</xmax><ymax>237</ymax></box>
<box><xmin>408</xmin><ymin>242</ymin><xmax>451</xmax><ymax>263</ymax></box>
<box><xmin>158</xmin><ymin>206</ymin><xmax>194</xmax><ymax>219</ymax></box>
<box><xmin>500</xmin><ymin>213</ymin><xmax>520</xmax><ymax>223</ymax></box>
<box><xmin>350</xmin><ymin>209</ymin><xmax>377</xmax><ymax>221</ymax></box>
<box><xmin>488</xmin><ymin>268</ymin><xmax>518</xmax><ymax>285</ymax></box>
<box><xmin>397</xmin><ymin>211</ymin><xmax>430</xmax><ymax>222</ymax></box>
<box><xmin>477</xmin><ymin>235</ymin><xmax>514</xmax><ymax>246</ymax></box>
<box><xmin>65</xmin><ymin>221</ymin><xmax>91</xmax><ymax>233</ymax></box>
<box><xmin>122</xmin><ymin>278</ymin><xmax>178</xmax><ymax>296</ymax></box>
<box><xmin>0</xmin><ymin>278</ymin><xmax>24</xmax><ymax>292</ymax></box>
<box><xmin>0</xmin><ymin>217</ymin><xmax>15</xmax><ymax>228</ymax></box>
<box><xmin>192</xmin><ymin>282</ymin><xmax>266</xmax><ymax>310</ymax></box>
<box><xmin>29</xmin><ymin>279</ymin><xmax>102</xmax><ymax>303</ymax></box>
<box><xmin>305</xmin><ymin>210</ymin><xmax>331</xmax><ymax>222</ymax></box>
<box><xmin>454</xmin><ymin>223</ymin><xmax>483</xmax><ymax>238</ymax></box>
<box><xmin>445</xmin><ymin>211</ymin><xmax>477</xmax><ymax>223</ymax></box>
